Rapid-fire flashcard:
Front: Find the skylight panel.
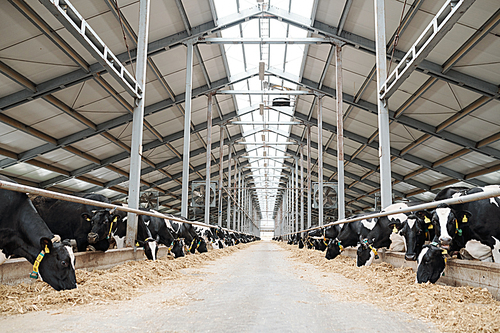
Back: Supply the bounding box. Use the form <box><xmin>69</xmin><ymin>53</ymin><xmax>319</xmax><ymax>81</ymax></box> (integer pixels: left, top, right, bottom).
<box><xmin>225</xmin><ymin>45</ymin><xmax>245</xmax><ymax>76</ymax></box>
<box><xmin>244</xmin><ymin>45</ymin><xmax>260</xmax><ymax>69</ymax></box>
<box><xmin>269</xmin><ymin>44</ymin><xmax>286</xmax><ymax>69</ymax></box>
<box><xmin>213</xmin><ymin>0</ymin><xmax>237</xmax><ymax>19</ymax></box>
<box><xmin>290</xmin><ymin>0</ymin><xmax>314</xmax><ymax>18</ymax></box>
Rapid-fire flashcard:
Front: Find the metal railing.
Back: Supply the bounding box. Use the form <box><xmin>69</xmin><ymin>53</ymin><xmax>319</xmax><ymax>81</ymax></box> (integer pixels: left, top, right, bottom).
<box><xmin>0</xmin><ymin>179</ymin><xmax>256</xmax><ymax>237</ymax></box>
<box><xmin>281</xmin><ymin>187</ymin><xmax>500</xmax><ymax>237</ymax></box>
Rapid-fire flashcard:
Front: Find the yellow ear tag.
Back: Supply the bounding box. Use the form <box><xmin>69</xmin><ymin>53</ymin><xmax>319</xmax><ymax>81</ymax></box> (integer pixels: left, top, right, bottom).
<box><xmin>113</xmin><ymin>216</ymin><xmax>118</xmax><ymax>223</ymax></box>
<box><xmin>44</xmin><ymin>245</ymin><xmax>50</xmax><ymax>254</ymax></box>
<box><xmin>442</xmin><ymin>249</ymin><xmax>448</xmax><ymax>255</ymax></box>
<box><xmin>428</xmin><ymin>224</ymin><xmax>433</xmax><ymax>229</ymax></box>
<box><xmin>462</xmin><ymin>216</ymin><xmax>468</xmax><ymax>223</ymax></box>
<box><xmin>392</xmin><ymin>226</ymin><xmax>398</xmax><ymax>233</ymax></box>
<box><xmin>86</xmin><ymin>218</ymin><xmax>91</xmax><ymax>221</ymax></box>
<box><xmin>424</xmin><ymin>216</ymin><xmax>431</xmax><ymax>224</ymax></box>
<box><xmin>135</xmin><ymin>242</ymin><xmax>139</xmax><ymax>247</ymax></box>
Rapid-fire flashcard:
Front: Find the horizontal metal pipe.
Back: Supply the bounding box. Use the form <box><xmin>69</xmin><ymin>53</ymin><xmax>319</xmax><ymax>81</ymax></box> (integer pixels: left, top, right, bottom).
<box><xmin>0</xmin><ymin>180</ymin><xmax>253</xmax><ymax>235</ymax></box>
<box><xmin>218</xmin><ymin>90</ymin><xmax>312</xmax><ymax>95</ymax></box>
<box><xmin>283</xmin><ymin>186</ymin><xmax>500</xmax><ymax>236</ymax></box>
<box><xmin>231</xmin><ymin>121</ymin><xmax>301</xmax><ymax>125</ymax></box>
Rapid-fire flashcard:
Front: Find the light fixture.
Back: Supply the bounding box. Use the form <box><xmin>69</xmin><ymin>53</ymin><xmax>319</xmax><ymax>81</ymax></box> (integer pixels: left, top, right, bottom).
<box><xmin>259</xmin><ymin>103</ymin><xmax>264</xmax><ymax>115</ymax></box>
<box><xmin>259</xmin><ymin>61</ymin><xmax>265</xmax><ymax>81</ymax></box>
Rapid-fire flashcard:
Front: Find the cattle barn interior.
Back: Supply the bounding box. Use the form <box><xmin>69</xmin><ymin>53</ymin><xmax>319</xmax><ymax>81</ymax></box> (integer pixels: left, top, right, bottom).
<box><xmin>1</xmin><ymin>0</ymin><xmax>500</xmax><ymax>331</ymax></box>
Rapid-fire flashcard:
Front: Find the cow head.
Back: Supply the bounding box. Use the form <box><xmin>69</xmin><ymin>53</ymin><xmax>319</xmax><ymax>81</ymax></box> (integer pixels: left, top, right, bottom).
<box><xmin>37</xmin><ymin>237</ymin><xmax>77</xmax><ymax>291</ymax></box>
<box><xmin>196</xmin><ymin>237</ymin><xmax>208</xmax><ymax>253</ymax></box>
<box><xmin>170</xmin><ymin>239</ymin><xmax>185</xmax><ymax>258</ymax></box>
<box><xmin>136</xmin><ymin>236</ymin><xmax>159</xmax><ymax>261</ymax></box>
<box><xmin>325</xmin><ymin>239</ymin><xmax>343</xmax><ymax>260</ymax></box>
<box><xmin>394</xmin><ymin>212</ymin><xmax>430</xmax><ymax>261</ymax></box>
<box><xmin>356</xmin><ymin>237</ymin><xmax>378</xmax><ymax>267</ymax></box>
<box><xmin>84</xmin><ymin>208</ymin><xmax>121</xmax><ymax>245</ymax></box>
<box><xmin>298</xmin><ymin>237</ymin><xmax>304</xmax><ymax>249</ymax></box>
<box><xmin>429</xmin><ymin>204</ymin><xmax>471</xmax><ymax>249</ymax></box>
<box><xmin>416</xmin><ymin>243</ymin><xmax>446</xmax><ymax>284</ymax></box>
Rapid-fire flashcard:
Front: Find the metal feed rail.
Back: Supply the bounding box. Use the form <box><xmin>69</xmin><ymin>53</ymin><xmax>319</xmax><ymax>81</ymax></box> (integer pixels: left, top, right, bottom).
<box><xmin>0</xmin><ymin>180</ymin><xmax>255</xmax><ymax>237</ymax></box>
<box><xmin>282</xmin><ymin>187</ymin><xmax>500</xmax><ymax>237</ymax></box>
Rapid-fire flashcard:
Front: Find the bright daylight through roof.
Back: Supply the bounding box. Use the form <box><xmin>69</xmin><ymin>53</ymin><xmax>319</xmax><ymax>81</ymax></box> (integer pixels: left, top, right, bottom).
<box><xmin>213</xmin><ymin>0</ymin><xmax>314</xmax><ymax>230</ymax></box>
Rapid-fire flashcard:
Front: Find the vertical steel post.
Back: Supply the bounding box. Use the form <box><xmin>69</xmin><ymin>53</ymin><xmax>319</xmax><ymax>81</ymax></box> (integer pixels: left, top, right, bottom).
<box><xmin>335</xmin><ymin>44</ymin><xmax>346</xmax><ymax>221</ymax></box>
<box><xmin>293</xmin><ymin>157</ymin><xmax>299</xmax><ymax>232</ymax></box>
<box><xmin>300</xmin><ymin>145</ymin><xmax>304</xmax><ymax>233</ymax></box>
<box><xmin>205</xmin><ymin>93</ymin><xmax>213</xmax><ymax>225</ymax></box>
<box><xmin>218</xmin><ymin>125</ymin><xmax>224</xmax><ymax>227</ymax></box>
<box><xmin>226</xmin><ymin>143</ymin><xmax>232</xmax><ymax>228</ymax></box>
<box><xmin>126</xmin><ymin>0</ymin><xmax>150</xmax><ymax>247</ymax></box>
<box><xmin>238</xmin><ymin>170</ymin><xmax>242</xmax><ymax>231</ymax></box>
<box><xmin>181</xmin><ymin>39</ymin><xmax>195</xmax><ymax>218</ymax></box>
<box><xmin>307</xmin><ymin>124</ymin><xmax>312</xmax><ymax>229</ymax></box>
<box><xmin>232</xmin><ymin>163</ymin><xmax>237</xmax><ymax>230</ymax></box>
<box><xmin>374</xmin><ymin>0</ymin><xmax>393</xmax><ymax>209</ymax></box>
<box><xmin>318</xmin><ymin>95</ymin><xmax>324</xmax><ymax>226</ymax></box>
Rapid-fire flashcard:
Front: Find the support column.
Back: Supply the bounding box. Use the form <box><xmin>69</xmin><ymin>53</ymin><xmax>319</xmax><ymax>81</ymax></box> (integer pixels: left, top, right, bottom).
<box><xmin>335</xmin><ymin>44</ymin><xmax>346</xmax><ymax>221</ymax></box>
<box><xmin>374</xmin><ymin>0</ymin><xmax>393</xmax><ymax>209</ymax></box>
<box><xmin>205</xmin><ymin>93</ymin><xmax>213</xmax><ymax>225</ymax></box>
<box><xmin>307</xmin><ymin>124</ymin><xmax>312</xmax><ymax>229</ymax></box>
<box><xmin>300</xmin><ymin>145</ymin><xmax>304</xmax><ymax>233</ymax></box>
<box><xmin>181</xmin><ymin>39</ymin><xmax>195</xmax><ymax>218</ymax></box>
<box><xmin>218</xmin><ymin>125</ymin><xmax>224</xmax><ymax>227</ymax></box>
<box><xmin>126</xmin><ymin>0</ymin><xmax>150</xmax><ymax>247</ymax></box>
<box><xmin>318</xmin><ymin>95</ymin><xmax>324</xmax><ymax>227</ymax></box>
<box><xmin>226</xmin><ymin>143</ymin><xmax>232</xmax><ymax>228</ymax></box>
<box><xmin>238</xmin><ymin>170</ymin><xmax>242</xmax><ymax>231</ymax></box>
<box><xmin>232</xmin><ymin>163</ymin><xmax>237</xmax><ymax>230</ymax></box>
<box><xmin>295</xmin><ymin>157</ymin><xmax>299</xmax><ymax>234</ymax></box>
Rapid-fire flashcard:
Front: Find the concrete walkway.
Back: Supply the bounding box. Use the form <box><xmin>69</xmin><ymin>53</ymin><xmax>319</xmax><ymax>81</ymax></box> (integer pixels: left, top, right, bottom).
<box><xmin>0</xmin><ymin>241</ymin><xmax>435</xmax><ymax>332</ymax></box>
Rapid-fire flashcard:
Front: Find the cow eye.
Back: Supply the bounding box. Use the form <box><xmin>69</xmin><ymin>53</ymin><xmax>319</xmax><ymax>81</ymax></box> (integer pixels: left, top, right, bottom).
<box><xmin>61</xmin><ymin>260</ymin><xmax>69</xmax><ymax>267</ymax></box>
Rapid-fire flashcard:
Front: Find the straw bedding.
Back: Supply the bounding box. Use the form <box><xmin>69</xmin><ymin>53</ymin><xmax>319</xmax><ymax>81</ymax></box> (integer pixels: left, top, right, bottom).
<box><xmin>279</xmin><ymin>243</ymin><xmax>500</xmax><ymax>333</ymax></box>
<box><xmin>0</xmin><ymin>243</ymin><xmax>250</xmax><ymax>315</ymax></box>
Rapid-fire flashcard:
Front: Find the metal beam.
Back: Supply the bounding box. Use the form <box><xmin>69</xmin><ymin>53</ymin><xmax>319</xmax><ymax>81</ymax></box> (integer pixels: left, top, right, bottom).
<box><xmin>39</xmin><ymin>0</ymin><xmax>142</xmax><ymax>99</ymax></box>
<box><xmin>199</xmin><ymin>37</ymin><xmax>339</xmax><ymax>44</ymax></box>
<box><xmin>380</xmin><ymin>0</ymin><xmax>475</xmax><ymax>99</ymax></box>
<box><xmin>218</xmin><ymin>90</ymin><xmax>312</xmax><ymax>95</ymax></box>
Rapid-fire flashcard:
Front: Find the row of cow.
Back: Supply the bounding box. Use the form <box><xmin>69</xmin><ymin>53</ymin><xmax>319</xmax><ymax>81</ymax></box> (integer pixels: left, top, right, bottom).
<box><xmin>0</xmin><ymin>176</ymin><xmax>259</xmax><ymax>291</ymax></box>
<box><xmin>276</xmin><ymin>185</ymin><xmax>500</xmax><ymax>284</ymax></box>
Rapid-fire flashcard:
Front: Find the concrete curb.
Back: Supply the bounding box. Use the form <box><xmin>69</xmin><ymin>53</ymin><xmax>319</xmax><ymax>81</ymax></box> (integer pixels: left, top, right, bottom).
<box><xmin>0</xmin><ymin>247</ymin><xmax>170</xmax><ymax>286</ymax></box>
<box><xmin>341</xmin><ymin>247</ymin><xmax>500</xmax><ymax>300</ymax></box>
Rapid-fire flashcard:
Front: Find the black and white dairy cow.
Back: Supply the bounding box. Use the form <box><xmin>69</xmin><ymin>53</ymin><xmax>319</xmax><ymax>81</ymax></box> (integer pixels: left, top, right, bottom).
<box><xmin>0</xmin><ymin>176</ymin><xmax>76</xmax><ymax>290</ymax></box>
<box><xmin>33</xmin><ymin>194</ymin><xmax>117</xmax><ymax>252</ymax></box>
<box><xmin>108</xmin><ymin>210</ymin><xmax>160</xmax><ymax>260</ymax></box>
<box><xmin>170</xmin><ymin>220</ymin><xmax>208</xmax><ymax>254</ymax></box>
<box><xmin>357</xmin><ymin>202</ymin><xmax>426</xmax><ymax>266</ymax></box>
<box><xmin>195</xmin><ymin>226</ymin><xmax>222</xmax><ymax>249</ymax></box>
<box><xmin>140</xmin><ymin>214</ymin><xmax>185</xmax><ymax>258</ymax></box>
<box><xmin>325</xmin><ymin>219</ymin><xmax>363</xmax><ymax>260</ymax></box>
<box><xmin>428</xmin><ymin>186</ymin><xmax>500</xmax><ymax>262</ymax></box>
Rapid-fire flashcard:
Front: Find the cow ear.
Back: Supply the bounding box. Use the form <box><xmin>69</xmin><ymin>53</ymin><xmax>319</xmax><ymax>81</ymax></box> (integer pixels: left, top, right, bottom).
<box><xmin>40</xmin><ymin>237</ymin><xmax>53</xmax><ymax>253</ymax></box>
<box><xmin>81</xmin><ymin>213</ymin><xmax>92</xmax><ymax>222</ymax></box>
<box><xmin>415</xmin><ymin>210</ymin><xmax>431</xmax><ymax>223</ymax></box>
<box><xmin>457</xmin><ymin>211</ymin><xmax>472</xmax><ymax>224</ymax></box>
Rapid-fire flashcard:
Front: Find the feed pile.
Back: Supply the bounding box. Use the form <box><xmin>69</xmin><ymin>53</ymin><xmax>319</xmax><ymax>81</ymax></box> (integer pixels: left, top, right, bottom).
<box><xmin>0</xmin><ymin>243</ymin><xmax>249</xmax><ymax>315</ymax></box>
<box><xmin>280</xmin><ymin>243</ymin><xmax>500</xmax><ymax>333</ymax></box>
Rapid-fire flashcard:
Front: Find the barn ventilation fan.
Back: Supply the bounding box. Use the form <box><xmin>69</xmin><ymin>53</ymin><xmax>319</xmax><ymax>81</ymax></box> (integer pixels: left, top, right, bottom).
<box><xmin>191</xmin><ymin>181</ymin><xmax>217</xmax><ymax>207</ymax></box>
<box><xmin>140</xmin><ymin>191</ymin><xmax>160</xmax><ymax>209</ymax></box>
<box><xmin>313</xmin><ymin>183</ymin><xmax>338</xmax><ymax>209</ymax></box>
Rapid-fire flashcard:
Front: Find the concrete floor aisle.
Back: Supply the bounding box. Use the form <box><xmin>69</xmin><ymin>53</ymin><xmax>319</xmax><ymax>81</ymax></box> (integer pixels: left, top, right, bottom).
<box><xmin>0</xmin><ymin>241</ymin><xmax>435</xmax><ymax>332</ymax></box>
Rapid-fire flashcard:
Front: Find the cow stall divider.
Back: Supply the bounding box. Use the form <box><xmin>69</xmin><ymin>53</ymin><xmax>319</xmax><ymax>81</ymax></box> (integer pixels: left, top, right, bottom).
<box><xmin>0</xmin><ymin>179</ymin><xmax>256</xmax><ymax>238</ymax></box>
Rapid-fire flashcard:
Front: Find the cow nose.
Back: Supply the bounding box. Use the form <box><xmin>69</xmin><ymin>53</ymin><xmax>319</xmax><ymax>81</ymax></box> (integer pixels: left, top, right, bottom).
<box><xmin>439</xmin><ymin>236</ymin><xmax>452</xmax><ymax>245</ymax></box>
<box><xmin>405</xmin><ymin>254</ymin><xmax>416</xmax><ymax>261</ymax></box>
<box><xmin>88</xmin><ymin>232</ymin><xmax>98</xmax><ymax>244</ymax></box>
